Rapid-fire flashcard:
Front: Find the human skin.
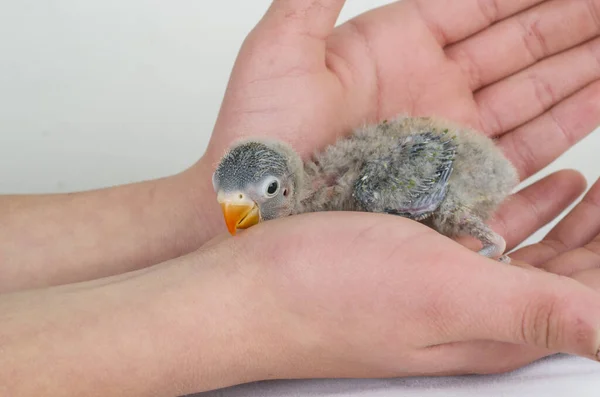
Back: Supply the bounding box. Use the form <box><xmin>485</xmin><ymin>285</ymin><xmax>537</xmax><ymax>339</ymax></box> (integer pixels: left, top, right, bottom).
<box><xmin>1</xmin><ymin>0</ymin><xmax>600</xmax><ymax>394</ymax></box>
<box><xmin>1</xmin><ymin>0</ymin><xmax>599</xmax><ymax>291</ymax></box>
<box><xmin>2</xmin><ymin>180</ymin><xmax>600</xmax><ymax>396</ymax></box>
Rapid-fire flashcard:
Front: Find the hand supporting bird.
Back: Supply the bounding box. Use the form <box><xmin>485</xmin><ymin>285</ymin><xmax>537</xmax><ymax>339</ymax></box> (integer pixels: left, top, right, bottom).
<box><xmin>193</xmin><ymin>0</ymin><xmax>600</xmax><ymax>248</ymax></box>
<box><xmin>186</xmin><ymin>0</ymin><xmax>600</xmax><ymax>380</ymax></box>
<box><xmin>4</xmin><ymin>0</ymin><xmax>598</xmax><ymax>292</ymax></box>
<box><xmin>195</xmin><ymin>178</ymin><xmax>600</xmax><ymax>385</ymax></box>
<box><xmin>2</xmin><ymin>2</ymin><xmax>600</xmax><ymax>394</ymax></box>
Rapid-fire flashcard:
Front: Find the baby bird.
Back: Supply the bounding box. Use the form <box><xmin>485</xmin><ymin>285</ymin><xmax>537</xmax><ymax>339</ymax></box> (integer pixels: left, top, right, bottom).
<box><xmin>212</xmin><ymin>115</ymin><xmax>519</xmax><ymax>262</ymax></box>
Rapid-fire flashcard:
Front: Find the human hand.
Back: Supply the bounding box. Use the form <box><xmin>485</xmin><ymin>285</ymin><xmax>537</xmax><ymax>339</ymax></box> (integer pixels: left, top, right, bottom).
<box><xmin>408</xmin><ymin>176</ymin><xmax>600</xmax><ymax>375</ymax></box>
<box><xmin>188</xmin><ymin>0</ymin><xmax>600</xmax><ymax>242</ymax></box>
<box><xmin>6</xmin><ymin>0</ymin><xmax>596</xmax><ymax>292</ymax></box>
<box><xmin>202</xmin><ymin>178</ymin><xmax>600</xmax><ymax>386</ymax></box>
<box><xmin>4</xmin><ymin>180</ymin><xmax>598</xmax><ymax>396</ymax></box>
<box><xmin>204</xmin><ymin>0</ymin><xmax>600</xmax><ymax>166</ymax></box>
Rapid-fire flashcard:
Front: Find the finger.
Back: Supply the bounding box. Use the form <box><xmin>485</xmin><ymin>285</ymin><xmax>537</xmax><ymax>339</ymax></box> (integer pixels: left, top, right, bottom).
<box><xmin>498</xmin><ymin>80</ymin><xmax>600</xmax><ymax>180</ymax></box>
<box><xmin>440</xmin><ymin>257</ymin><xmax>600</xmax><ymax>361</ymax></box>
<box><xmin>490</xmin><ymin>170</ymin><xmax>587</xmax><ymax>251</ymax></box>
<box><xmin>414</xmin><ymin>0</ymin><xmax>544</xmax><ymax>46</ymax></box>
<box><xmin>509</xmin><ymin>259</ymin><xmax>547</xmax><ymax>273</ymax></box>
<box><xmin>545</xmin><ymin>178</ymin><xmax>600</xmax><ymax>250</ymax></box>
<box><xmin>475</xmin><ymin>38</ymin><xmax>600</xmax><ymax>137</ymax></box>
<box><xmin>513</xmin><ymin>179</ymin><xmax>600</xmax><ymax>266</ymax></box>
<box><xmin>258</xmin><ymin>0</ymin><xmax>346</xmax><ymax>41</ymax></box>
<box><xmin>446</xmin><ymin>0</ymin><xmax>600</xmax><ymax>91</ymax></box>
<box><xmin>543</xmin><ymin>241</ymin><xmax>600</xmax><ymax>276</ymax></box>
<box><xmin>421</xmin><ymin>267</ymin><xmax>600</xmax><ymax>375</ymax></box>
<box><xmin>573</xmin><ymin>267</ymin><xmax>600</xmax><ymax>290</ymax></box>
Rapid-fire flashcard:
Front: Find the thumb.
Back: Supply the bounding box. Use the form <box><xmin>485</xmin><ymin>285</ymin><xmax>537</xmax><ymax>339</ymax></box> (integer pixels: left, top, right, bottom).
<box><xmin>446</xmin><ymin>258</ymin><xmax>600</xmax><ymax>361</ymax></box>
<box><xmin>257</xmin><ymin>0</ymin><xmax>345</xmax><ymax>41</ymax></box>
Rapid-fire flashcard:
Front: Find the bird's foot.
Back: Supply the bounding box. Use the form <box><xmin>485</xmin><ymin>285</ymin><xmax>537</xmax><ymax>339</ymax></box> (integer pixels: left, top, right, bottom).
<box><xmin>477</xmin><ymin>237</ymin><xmax>506</xmax><ymax>261</ymax></box>
<box><xmin>452</xmin><ymin>213</ymin><xmax>509</xmax><ymax>264</ymax></box>
<box><xmin>471</xmin><ymin>224</ymin><xmax>508</xmax><ymax>263</ymax></box>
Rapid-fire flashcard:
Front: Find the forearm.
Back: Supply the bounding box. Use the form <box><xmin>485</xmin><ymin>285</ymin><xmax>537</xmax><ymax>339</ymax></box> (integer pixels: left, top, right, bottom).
<box><xmin>0</xmin><ymin>160</ymin><xmax>224</xmax><ymax>293</ymax></box>
<box><xmin>0</xmin><ymin>247</ymin><xmax>261</xmax><ymax>396</ymax></box>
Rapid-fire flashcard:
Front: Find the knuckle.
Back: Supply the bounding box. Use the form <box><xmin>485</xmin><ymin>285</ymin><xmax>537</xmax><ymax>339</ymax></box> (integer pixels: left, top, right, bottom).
<box><xmin>548</xmin><ymin>108</ymin><xmax>577</xmax><ymax>147</ymax></box>
<box><xmin>477</xmin><ymin>0</ymin><xmax>499</xmax><ymax>24</ymax></box>
<box><xmin>516</xmin><ymin>16</ymin><xmax>549</xmax><ymax>61</ymax></box>
<box><xmin>520</xmin><ymin>287</ymin><xmax>596</xmax><ymax>352</ymax></box>
<box><xmin>505</xmin><ymin>130</ymin><xmax>536</xmax><ymax>179</ymax></box>
<box><xmin>520</xmin><ymin>293</ymin><xmax>560</xmax><ymax>349</ymax></box>
<box><xmin>476</xmin><ymin>94</ymin><xmax>504</xmax><ymax>135</ymax></box>
<box><xmin>528</xmin><ymin>72</ymin><xmax>557</xmax><ymax>111</ymax></box>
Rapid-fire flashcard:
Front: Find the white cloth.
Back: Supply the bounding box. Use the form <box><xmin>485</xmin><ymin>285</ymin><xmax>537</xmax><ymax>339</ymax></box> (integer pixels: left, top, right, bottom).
<box><xmin>195</xmin><ymin>355</ymin><xmax>600</xmax><ymax>396</ymax></box>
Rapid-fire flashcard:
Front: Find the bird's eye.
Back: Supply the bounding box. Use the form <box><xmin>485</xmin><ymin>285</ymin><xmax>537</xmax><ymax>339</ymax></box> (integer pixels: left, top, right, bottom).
<box><xmin>266</xmin><ymin>180</ymin><xmax>279</xmax><ymax>196</ymax></box>
<box><xmin>262</xmin><ymin>177</ymin><xmax>281</xmax><ymax>198</ymax></box>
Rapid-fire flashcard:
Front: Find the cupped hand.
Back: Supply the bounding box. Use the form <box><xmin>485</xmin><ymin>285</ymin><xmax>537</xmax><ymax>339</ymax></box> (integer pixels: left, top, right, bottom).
<box><xmin>189</xmin><ymin>0</ymin><xmax>600</xmax><ymax>242</ymax></box>
<box><xmin>205</xmin><ymin>0</ymin><xmax>600</xmax><ymax>173</ymax></box>
<box><xmin>212</xmin><ymin>178</ymin><xmax>600</xmax><ymax>385</ymax></box>
<box><xmin>182</xmin><ymin>0</ymin><xmax>600</xmax><ymax>384</ymax></box>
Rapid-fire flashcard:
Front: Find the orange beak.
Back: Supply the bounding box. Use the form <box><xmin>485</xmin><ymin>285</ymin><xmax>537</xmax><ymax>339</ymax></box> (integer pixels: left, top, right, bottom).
<box><xmin>217</xmin><ymin>193</ymin><xmax>261</xmax><ymax>235</ymax></box>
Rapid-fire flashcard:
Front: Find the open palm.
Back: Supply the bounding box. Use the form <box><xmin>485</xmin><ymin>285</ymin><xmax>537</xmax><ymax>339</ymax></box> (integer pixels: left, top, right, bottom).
<box><xmin>206</xmin><ymin>0</ymin><xmax>599</xmax><ymax>179</ymax></box>
<box><xmin>199</xmin><ymin>0</ymin><xmax>600</xmax><ymax>248</ymax></box>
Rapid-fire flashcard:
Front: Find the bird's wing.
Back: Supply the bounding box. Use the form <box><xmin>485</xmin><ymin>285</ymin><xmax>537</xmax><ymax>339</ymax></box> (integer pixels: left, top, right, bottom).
<box><xmin>352</xmin><ymin>132</ymin><xmax>457</xmax><ymax>220</ymax></box>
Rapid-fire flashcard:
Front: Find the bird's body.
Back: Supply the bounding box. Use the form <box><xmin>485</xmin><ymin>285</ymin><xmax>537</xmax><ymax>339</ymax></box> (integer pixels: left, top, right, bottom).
<box><xmin>213</xmin><ymin>116</ymin><xmax>519</xmax><ymax>262</ymax></box>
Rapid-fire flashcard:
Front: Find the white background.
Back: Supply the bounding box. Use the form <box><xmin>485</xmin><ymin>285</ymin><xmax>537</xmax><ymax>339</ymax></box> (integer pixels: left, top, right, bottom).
<box><xmin>0</xmin><ymin>0</ymin><xmax>395</xmax><ymax>193</ymax></box>
<box><xmin>0</xmin><ymin>1</ymin><xmax>599</xmax><ymax>396</ymax></box>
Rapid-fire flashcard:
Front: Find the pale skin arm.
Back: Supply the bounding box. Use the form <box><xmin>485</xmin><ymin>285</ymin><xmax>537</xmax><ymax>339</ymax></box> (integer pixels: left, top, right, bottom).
<box><xmin>2</xmin><ymin>180</ymin><xmax>600</xmax><ymax>396</ymax></box>
<box><xmin>0</xmin><ymin>247</ymin><xmax>257</xmax><ymax>396</ymax></box>
<box><xmin>0</xmin><ymin>169</ymin><xmax>222</xmax><ymax>293</ymax></box>
<box><xmin>1</xmin><ymin>0</ymin><xmax>599</xmax><ymax>293</ymax></box>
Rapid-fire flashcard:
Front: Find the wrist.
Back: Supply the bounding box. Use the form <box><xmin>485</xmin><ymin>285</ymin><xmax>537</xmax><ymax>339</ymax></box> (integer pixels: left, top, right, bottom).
<box><xmin>0</xmin><ymin>157</ymin><xmax>227</xmax><ymax>292</ymax></box>
<box><xmin>176</xmin><ymin>155</ymin><xmax>226</xmax><ymax>247</ymax></box>
<box><xmin>159</xmin><ymin>246</ymin><xmax>269</xmax><ymax>393</ymax></box>
<box><xmin>175</xmin><ymin>239</ymin><xmax>292</xmax><ymax>391</ymax></box>
<box><xmin>176</xmin><ymin>236</ymin><xmax>318</xmax><ymax>391</ymax></box>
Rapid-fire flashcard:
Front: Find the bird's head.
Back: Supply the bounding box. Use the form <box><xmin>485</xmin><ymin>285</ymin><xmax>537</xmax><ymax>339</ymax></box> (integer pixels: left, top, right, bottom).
<box><xmin>212</xmin><ymin>139</ymin><xmax>303</xmax><ymax>235</ymax></box>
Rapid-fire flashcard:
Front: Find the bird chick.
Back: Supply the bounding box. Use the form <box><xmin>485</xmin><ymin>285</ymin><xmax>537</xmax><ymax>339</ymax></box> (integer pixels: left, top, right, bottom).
<box><xmin>212</xmin><ymin>115</ymin><xmax>519</xmax><ymax>262</ymax></box>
